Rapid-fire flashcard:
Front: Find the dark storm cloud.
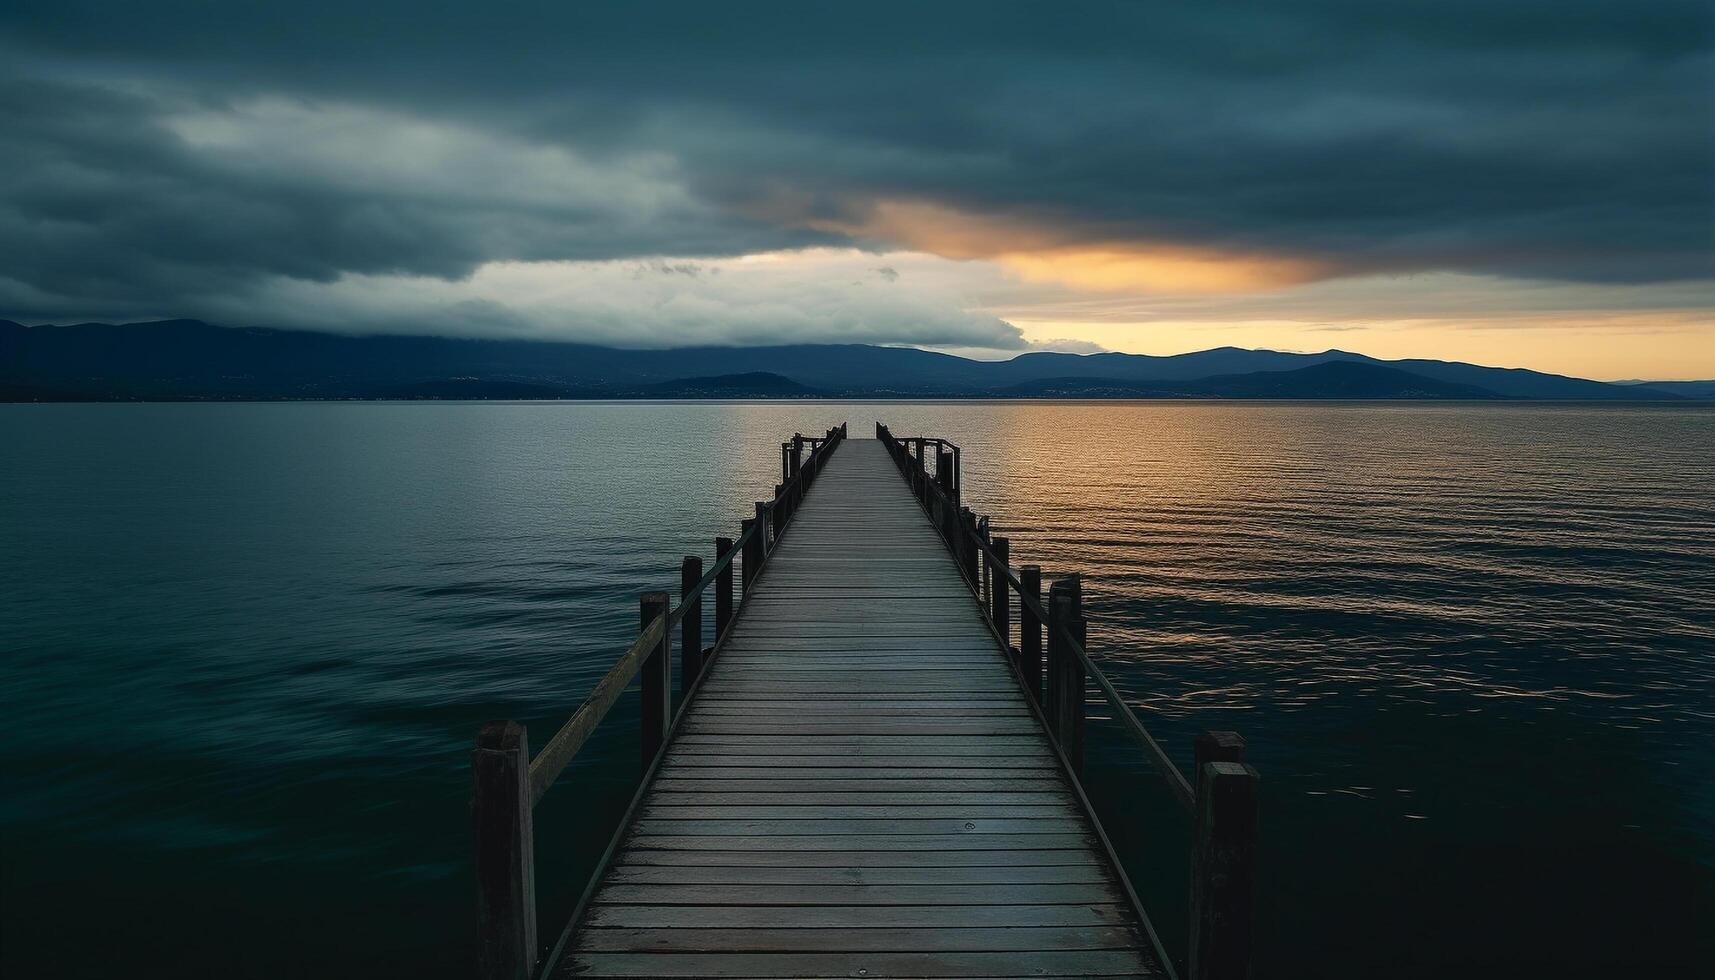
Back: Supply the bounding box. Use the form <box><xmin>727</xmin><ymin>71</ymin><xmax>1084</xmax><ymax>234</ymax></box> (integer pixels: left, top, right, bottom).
<box><xmin>0</xmin><ymin>0</ymin><xmax>1710</xmax><ymax>324</ymax></box>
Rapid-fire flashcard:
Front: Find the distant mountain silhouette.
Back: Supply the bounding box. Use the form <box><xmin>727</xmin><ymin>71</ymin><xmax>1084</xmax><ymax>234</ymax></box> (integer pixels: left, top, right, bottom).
<box><xmin>377</xmin><ymin>378</ymin><xmax>575</xmax><ymax>400</ymax></box>
<box><xmin>1617</xmin><ymin>379</ymin><xmax>1715</xmax><ymax>399</ymax></box>
<box><xmin>642</xmin><ymin>372</ymin><xmax>820</xmax><ymax>397</ymax></box>
<box><xmin>998</xmin><ymin>361</ymin><xmax>1505</xmax><ymax>399</ymax></box>
<box><xmin>0</xmin><ymin>318</ymin><xmax>1692</xmax><ymax>401</ymax></box>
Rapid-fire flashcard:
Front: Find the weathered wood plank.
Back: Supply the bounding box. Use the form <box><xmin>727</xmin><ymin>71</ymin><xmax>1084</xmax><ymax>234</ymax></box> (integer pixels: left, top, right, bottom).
<box><xmin>574</xmin><ymin>924</ymin><xmax>1140</xmax><ymax>952</ymax></box>
<box><xmin>563</xmin><ymin>949</ymin><xmax>1155</xmax><ymax>977</ymax></box>
<box><xmin>591</xmin><ymin>882</ymin><xmax>1124</xmax><ymax>906</ymax></box>
<box><xmin>615</xmin><ymin>849</ymin><xmax>1102</xmax><ymax>868</ymax></box>
<box><xmin>602</xmin><ymin>865</ymin><xmax>1112</xmax><ymax>886</ymax></box>
<box><xmin>654</xmin><ymin>778</ymin><xmax>1064</xmax><ymax>793</ymax></box>
<box><xmin>623</xmin><ymin>833</ymin><xmax>1098</xmax><ymax>851</ymax></box>
<box><xmin>581</xmin><ymin>903</ymin><xmax>1135</xmax><ymax>929</ymax></box>
<box><xmin>660</xmin><ymin>755</ymin><xmax>1059</xmax><ymax>770</ymax></box>
<box><xmin>640</xmin><ymin>804</ymin><xmax>1075</xmax><ymax>820</ymax></box>
<box><xmin>632</xmin><ymin>817</ymin><xmax>1084</xmax><ymax>835</ymax></box>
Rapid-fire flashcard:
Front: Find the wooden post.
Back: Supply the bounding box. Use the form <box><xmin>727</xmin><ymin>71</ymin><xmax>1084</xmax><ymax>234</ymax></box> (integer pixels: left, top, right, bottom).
<box><xmin>978</xmin><ymin>517</ymin><xmax>991</xmax><ymax>610</ymax></box>
<box><xmin>639</xmin><ymin>592</ymin><xmax>670</xmax><ymax>768</ymax></box>
<box><xmin>679</xmin><ymin>557</ymin><xmax>703</xmax><ymax>700</ymax></box>
<box><xmin>1064</xmin><ymin>614</ymin><xmax>1087</xmax><ymax>775</ymax></box>
<box><xmin>755</xmin><ymin>501</ymin><xmax>771</xmax><ymax>555</ymax></box>
<box><xmin>991</xmin><ymin>536</ymin><xmax>1010</xmax><ymax>648</ymax></box>
<box><xmin>473</xmin><ymin>720</ymin><xmax>536</xmax><ymax>980</ymax></box>
<box><xmin>1046</xmin><ymin>576</ymin><xmax>1085</xmax><ymax>773</ymax></box>
<box><xmin>1191</xmin><ymin>761</ymin><xmax>1260</xmax><ymax>980</ymax></box>
<box><xmin>791</xmin><ymin>434</ymin><xmax>803</xmax><ymax>478</ymax></box>
<box><xmin>1019</xmin><ymin>564</ymin><xmax>1042</xmax><ymax>702</ymax></box>
<box><xmin>1196</xmin><ymin>731</ymin><xmax>1247</xmax><ymax>772</ymax></box>
<box><xmin>714</xmin><ymin>536</ymin><xmax>734</xmax><ymax>643</ymax></box>
<box><xmin>960</xmin><ymin>508</ymin><xmax>979</xmax><ymax>589</ymax></box>
<box><xmin>1045</xmin><ymin>579</ymin><xmax>1067</xmax><ymax>733</ymax></box>
<box><xmin>740</xmin><ymin>519</ymin><xmax>759</xmax><ymax>592</ymax></box>
<box><xmin>772</xmin><ymin>486</ymin><xmax>786</xmax><ymax>536</ymax></box>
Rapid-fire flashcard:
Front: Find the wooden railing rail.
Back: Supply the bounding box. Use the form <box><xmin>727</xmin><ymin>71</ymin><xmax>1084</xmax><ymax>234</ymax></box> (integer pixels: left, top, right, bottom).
<box><xmin>875</xmin><ymin>422</ymin><xmax>1257</xmax><ymax>980</ymax></box>
<box><xmin>472</xmin><ymin>422</ymin><xmax>848</xmax><ymax>980</ymax></box>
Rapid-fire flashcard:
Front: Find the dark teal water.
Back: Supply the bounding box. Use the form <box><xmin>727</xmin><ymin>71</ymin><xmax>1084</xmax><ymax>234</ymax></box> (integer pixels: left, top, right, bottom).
<box><xmin>2</xmin><ymin>402</ymin><xmax>1712</xmax><ymax>978</ymax></box>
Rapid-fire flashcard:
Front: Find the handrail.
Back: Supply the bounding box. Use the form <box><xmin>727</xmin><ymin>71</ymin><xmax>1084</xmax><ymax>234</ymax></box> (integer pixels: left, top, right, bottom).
<box><xmin>875</xmin><ymin>420</ymin><xmax>1258</xmax><ymax>980</ymax></box>
<box><xmin>972</xmin><ymin>513</ymin><xmax>1195</xmax><ymax>810</ymax></box>
<box><xmin>529</xmin><ymin>423</ymin><xmax>845</xmax><ymax>801</ymax></box>
<box><xmin>526</xmin><ymin>613</ymin><xmax>663</xmax><ymax>804</ymax></box>
<box><xmin>874</xmin><ymin>422</ymin><xmax>1197</xmax><ymax>811</ymax></box>
<box><xmin>472</xmin><ymin>421</ymin><xmax>848</xmax><ymax>980</ymax></box>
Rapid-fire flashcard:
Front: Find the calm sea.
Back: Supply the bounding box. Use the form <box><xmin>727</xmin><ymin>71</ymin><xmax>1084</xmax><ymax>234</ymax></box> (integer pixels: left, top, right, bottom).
<box><xmin>2</xmin><ymin>401</ymin><xmax>1712</xmax><ymax>978</ymax></box>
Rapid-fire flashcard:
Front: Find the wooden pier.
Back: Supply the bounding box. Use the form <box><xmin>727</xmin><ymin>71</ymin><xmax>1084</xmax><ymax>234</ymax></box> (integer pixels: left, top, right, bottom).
<box><xmin>473</xmin><ymin>425</ymin><xmax>1258</xmax><ymax>980</ymax></box>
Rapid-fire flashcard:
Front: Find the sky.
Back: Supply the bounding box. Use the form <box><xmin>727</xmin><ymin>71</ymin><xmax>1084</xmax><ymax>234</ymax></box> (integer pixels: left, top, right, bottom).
<box><xmin>2</xmin><ymin>2</ymin><xmax>1711</xmax><ymax>379</ymax></box>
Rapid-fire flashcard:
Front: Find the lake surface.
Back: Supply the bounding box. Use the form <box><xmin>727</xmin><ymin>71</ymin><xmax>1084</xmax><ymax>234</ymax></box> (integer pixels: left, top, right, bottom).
<box><xmin>2</xmin><ymin>401</ymin><xmax>1712</xmax><ymax>978</ymax></box>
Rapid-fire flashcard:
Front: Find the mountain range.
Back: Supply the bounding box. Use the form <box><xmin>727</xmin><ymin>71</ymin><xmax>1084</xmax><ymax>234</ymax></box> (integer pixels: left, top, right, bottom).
<box><xmin>1</xmin><ymin>319</ymin><xmax>1705</xmax><ymax>401</ymax></box>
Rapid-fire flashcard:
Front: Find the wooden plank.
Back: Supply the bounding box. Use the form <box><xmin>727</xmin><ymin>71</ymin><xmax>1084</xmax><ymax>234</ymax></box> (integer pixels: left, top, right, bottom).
<box><xmin>685</xmin><ymin>711</ymin><xmax>1031</xmax><ymax>723</ymax></box>
<box><xmin>648</xmin><ymin>788</ymin><xmax>1066</xmax><ymax>802</ymax></box>
<box><xmin>661</xmin><ymin>755</ymin><xmax>1059</xmax><ymax>770</ymax></box>
<box><xmin>654</xmin><ymin>778</ymin><xmax>1063</xmax><ymax>793</ymax></box>
<box><xmin>623</xmin><ymin>834</ymin><xmax>1097</xmax><ymax>851</ymax></box>
<box><xmin>575</xmin><ymin>925</ymin><xmax>1141</xmax><ymax>952</ymax></box>
<box><xmin>604</xmin><ymin>865</ymin><xmax>1111</xmax><ymax>885</ymax></box>
<box><xmin>633</xmin><ymin>818</ymin><xmax>1084</xmax><ymax>835</ymax></box>
<box><xmin>581</xmin><ymin>903</ymin><xmax>1134</xmax><ymax>929</ymax></box>
<box><xmin>679</xmin><ymin>722</ymin><xmax>1044</xmax><ymax>736</ymax></box>
<box><xmin>669</xmin><ymin>735</ymin><xmax>1048</xmax><ymax>747</ymax></box>
<box><xmin>615</xmin><ymin>849</ymin><xmax>1102</xmax><ymax>868</ymax></box>
<box><xmin>591</xmin><ymin>882</ymin><xmax>1124</xmax><ymax>906</ymax></box>
<box><xmin>562</xmin><ymin>949</ymin><xmax>1155</xmax><ymax>977</ymax></box>
<box><xmin>640</xmin><ymin>804</ymin><xmax>1075</xmax><ymax>820</ymax></box>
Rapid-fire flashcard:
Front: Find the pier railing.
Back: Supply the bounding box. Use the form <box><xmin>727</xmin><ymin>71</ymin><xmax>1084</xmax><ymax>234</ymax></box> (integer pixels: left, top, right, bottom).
<box><xmin>876</xmin><ymin>423</ymin><xmax>1258</xmax><ymax>980</ymax></box>
<box><xmin>471</xmin><ymin>423</ymin><xmax>848</xmax><ymax>980</ymax></box>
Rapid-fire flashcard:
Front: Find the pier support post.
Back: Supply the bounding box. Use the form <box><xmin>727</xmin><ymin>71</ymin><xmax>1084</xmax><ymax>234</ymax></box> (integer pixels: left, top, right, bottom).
<box><xmin>1046</xmin><ymin>575</ymin><xmax>1085</xmax><ymax>774</ymax></box>
<box><xmin>773</xmin><ymin>485</ymin><xmax>787</xmax><ymax>535</ymax></box>
<box><xmin>639</xmin><ymin>592</ymin><xmax>670</xmax><ymax>768</ymax></box>
<box><xmin>1019</xmin><ymin>564</ymin><xmax>1042</xmax><ymax>702</ymax></box>
<box><xmin>755</xmin><ymin>501</ymin><xmax>771</xmax><ymax>556</ymax></box>
<box><xmin>1191</xmin><ymin>760</ymin><xmax>1259</xmax><ymax>980</ymax></box>
<box><xmin>714</xmin><ymin>536</ymin><xmax>734</xmax><ymax>643</ymax></box>
<box><xmin>473</xmin><ymin>720</ymin><xmax>537</xmax><ymax>980</ymax></box>
<box><xmin>740</xmin><ymin>519</ymin><xmax>760</xmax><ymax>593</ymax></box>
<box><xmin>1195</xmin><ymin>731</ymin><xmax>1247</xmax><ymax>772</ymax></box>
<box><xmin>1064</xmin><ymin>615</ymin><xmax>1087</xmax><ymax>775</ymax></box>
<box><xmin>960</xmin><ymin>508</ymin><xmax>979</xmax><ymax>589</ymax></box>
<box><xmin>991</xmin><ymin>537</ymin><xmax>1010</xmax><ymax>648</ymax></box>
<box><xmin>978</xmin><ymin>517</ymin><xmax>992</xmax><ymax>610</ymax></box>
<box><xmin>679</xmin><ymin>557</ymin><xmax>703</xmax><ymax>700</ymax></box>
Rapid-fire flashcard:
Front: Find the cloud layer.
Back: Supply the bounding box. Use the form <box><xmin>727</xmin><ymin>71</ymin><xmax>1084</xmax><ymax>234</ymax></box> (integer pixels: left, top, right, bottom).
<box><xmin>1</xmin><ymin>0</ymin><xmax>1710</xmax><ymax>345</ymax></box>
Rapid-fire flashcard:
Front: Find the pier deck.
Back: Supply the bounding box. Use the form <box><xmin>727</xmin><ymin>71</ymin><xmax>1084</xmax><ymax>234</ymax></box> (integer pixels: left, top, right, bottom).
<box><xmin>556</xmin><ymin>439</ymin><xmax>1165</xmax><ymax>978</ymax></box>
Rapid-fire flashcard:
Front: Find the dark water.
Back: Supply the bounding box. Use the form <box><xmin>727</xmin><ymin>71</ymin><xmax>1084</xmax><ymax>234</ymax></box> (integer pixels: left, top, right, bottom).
<box><xmin>2</xmin><ymin>401</ymin><xmax>1712</xmax><ymax>978</ymax></box>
